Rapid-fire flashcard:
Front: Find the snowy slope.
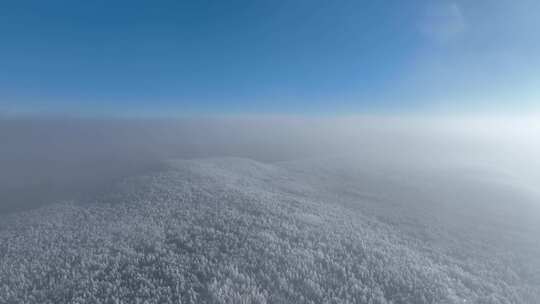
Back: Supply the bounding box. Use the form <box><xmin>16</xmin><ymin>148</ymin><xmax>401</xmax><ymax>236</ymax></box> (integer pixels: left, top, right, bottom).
<box><xmin>1</xmin><ymin>157</ymin><xmax>539</xmax><ymax>303</ymax></box>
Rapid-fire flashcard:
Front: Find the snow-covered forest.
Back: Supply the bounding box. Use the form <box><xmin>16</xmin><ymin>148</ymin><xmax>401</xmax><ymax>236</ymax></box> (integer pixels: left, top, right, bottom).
<box><xmin>1</xmin><ymin>157</ymin><xmax>539</xmax><ymax>303</ymax></box>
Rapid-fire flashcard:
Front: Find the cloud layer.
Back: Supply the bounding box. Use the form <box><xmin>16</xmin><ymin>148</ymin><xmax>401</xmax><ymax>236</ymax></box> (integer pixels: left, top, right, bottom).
<box><xmin>1</xmin><ymin>115</ymin><xmax>539</xmax><ymax>213</ymax></box>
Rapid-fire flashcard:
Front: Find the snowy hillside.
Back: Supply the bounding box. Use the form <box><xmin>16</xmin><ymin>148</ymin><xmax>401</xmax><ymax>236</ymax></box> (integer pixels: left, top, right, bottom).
<box><xmin>1</xmin><ymin>157</ymin><xmax>539</xmax><ymax>303</ymax></box>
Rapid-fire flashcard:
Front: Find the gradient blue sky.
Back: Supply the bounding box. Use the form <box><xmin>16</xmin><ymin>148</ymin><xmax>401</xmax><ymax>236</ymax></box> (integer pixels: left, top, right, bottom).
<box><xmin>1</xmin><ymin>0</ymin><xmax>539</xmax><ymax>116</ymax></box>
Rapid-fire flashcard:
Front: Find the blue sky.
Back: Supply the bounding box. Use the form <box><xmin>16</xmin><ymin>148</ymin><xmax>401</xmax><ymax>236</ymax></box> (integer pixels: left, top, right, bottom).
<box><xmin>1</xmin><ymin>0</ymin><xmax>539</xmax><ymax>116</ymax></box>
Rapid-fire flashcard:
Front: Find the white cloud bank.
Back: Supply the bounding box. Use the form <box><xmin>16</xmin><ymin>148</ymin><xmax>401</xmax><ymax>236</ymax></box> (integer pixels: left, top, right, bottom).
<box><xmin>1</xmin><ymin>114</ymin><xmax>539</xmax><ymax>212</ymax></box>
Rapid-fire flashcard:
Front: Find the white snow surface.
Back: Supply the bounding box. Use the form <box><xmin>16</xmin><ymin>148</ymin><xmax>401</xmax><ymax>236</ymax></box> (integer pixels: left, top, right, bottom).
<box><xmin>1</xmin><ymin>157</ymin><xmax>539</xmax><ymax>303</ymax></box>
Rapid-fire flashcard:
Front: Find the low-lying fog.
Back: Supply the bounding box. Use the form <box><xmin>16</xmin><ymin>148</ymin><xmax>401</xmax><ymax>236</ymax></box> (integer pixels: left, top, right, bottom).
<box><xmin>1</xmin><ymin>115</ymin><xmax>539</xmax><ymax>213</ymax></box>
